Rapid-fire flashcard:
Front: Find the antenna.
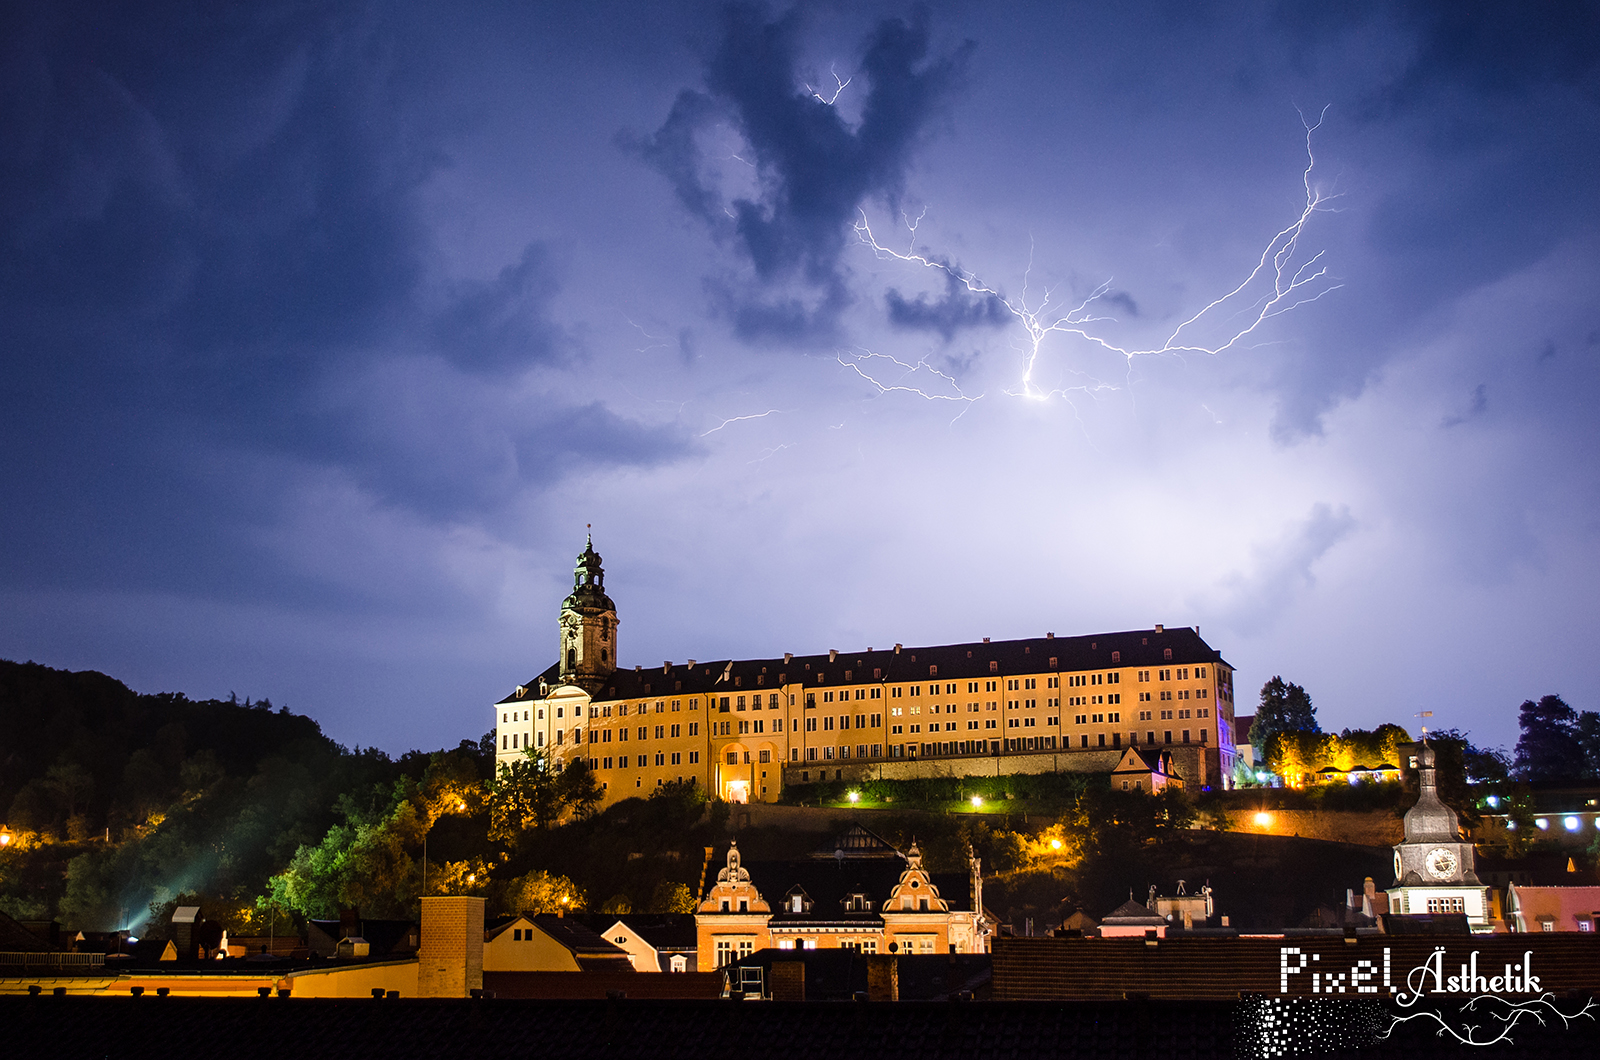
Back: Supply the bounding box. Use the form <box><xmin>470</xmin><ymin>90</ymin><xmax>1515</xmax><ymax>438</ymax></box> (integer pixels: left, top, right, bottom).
<box><xmin>1414</xmin><ymin>710</ymin><xmax>1433</xmax><ymax>740</ymax></box>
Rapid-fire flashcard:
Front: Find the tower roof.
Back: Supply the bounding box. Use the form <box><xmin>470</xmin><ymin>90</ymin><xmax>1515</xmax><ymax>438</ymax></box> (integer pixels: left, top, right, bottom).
<box><xmin>563</xmin><ymin>534</ymin><xmax>615</xmax><ymax>613</ymax></box>
<box><xmin>1401</xmin><ymin>744</ymin><xmax>1462</xmax><ymax>843</ymax></box>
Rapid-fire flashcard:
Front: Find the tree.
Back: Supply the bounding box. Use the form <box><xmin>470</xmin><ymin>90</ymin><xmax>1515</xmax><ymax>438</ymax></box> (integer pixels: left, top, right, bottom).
<box><xmin>1513</xmin><ymin>695</ymin><xmax>1585</xmax><ymax>780</ymax></box>
<box><xmin>1249</xmin><ymin>677</ymin><xmax>1318</xmax><ymax>754</ymax></box>
<box><xmin>556</xmin><ymin>759</ymin><xmax>602</xmax><ymax>819</ymax></box>
<box><xmin>645</xmin><ymin>880</ymin><xmax>696</xmax><ymax>914</ymax></box>
<box><xmin>498</xmin><ymin>869</ymin><xmax>585</xmax><ymax>915</ymax></box>
<box><xmin>1578</xmin><ymin>711</ymin><xmax>1600</xmax><ymax>780</ymax></box>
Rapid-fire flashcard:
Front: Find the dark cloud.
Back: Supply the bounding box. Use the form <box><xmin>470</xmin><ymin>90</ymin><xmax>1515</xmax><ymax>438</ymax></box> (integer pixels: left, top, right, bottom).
<box><xmin>431</xmin><ymin>243</ymin><xmax>570</xmax><ymax>375</ymax></box>
<box><xmin>630</xmin><ymin>4</ymin><xmax>972</xmax><ymax>341</ymax></box>
<box><xmin>1389</xmin><ymin>0</ymin><xmax>1600</xmax><ymax>100</ymax></box>
<box><xmin>1442</xmin><ymin>384</ymin><xmax>1487</xmax><ymax>428</ymax></box>
<box><xmin>0</xmin><ymin>0</ymin><xmax>690</xmax><ymax>607</ymax></box>
<box><xmin>885</xmin><ymin>269</ymin><xmax>1009</xmax><ymax>340</ymax></box>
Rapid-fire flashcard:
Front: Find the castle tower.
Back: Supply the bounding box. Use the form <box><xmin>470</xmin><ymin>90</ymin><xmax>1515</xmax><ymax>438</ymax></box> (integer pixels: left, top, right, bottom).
<box><xmin>558</xmin><ymin>534</ymin><xmax>618</xmax><ymax>691</ymax></box>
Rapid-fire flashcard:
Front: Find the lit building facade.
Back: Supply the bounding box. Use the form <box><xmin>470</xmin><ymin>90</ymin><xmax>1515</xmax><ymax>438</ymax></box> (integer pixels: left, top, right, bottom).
<box><xmin>494</xmin><ymin>539</ymin><xmax>1238</xmax><ymax>808</ymax></box>
<box><xmin>694</xmin><ymin>829</ymin><xmax>986</xmax><ymax>971</ymax></box>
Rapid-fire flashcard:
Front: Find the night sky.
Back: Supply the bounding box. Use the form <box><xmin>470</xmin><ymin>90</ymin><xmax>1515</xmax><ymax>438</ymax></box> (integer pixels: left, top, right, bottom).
<box><xmin>4</xmin><ymin>2</ymin><xmax>1597</xmax><ymax>756</ymax></box>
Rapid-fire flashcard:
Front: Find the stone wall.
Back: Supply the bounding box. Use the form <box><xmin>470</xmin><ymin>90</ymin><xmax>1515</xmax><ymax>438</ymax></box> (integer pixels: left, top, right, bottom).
<box><xmin>779</xmin><ymin>741</ymin><xmax>1220</xmax><ymax>789</ymax></box>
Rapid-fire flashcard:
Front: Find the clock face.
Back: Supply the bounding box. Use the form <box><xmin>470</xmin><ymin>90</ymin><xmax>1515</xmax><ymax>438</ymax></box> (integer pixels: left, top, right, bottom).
<box><xmin>1426</xmin><ymin>847</ymin><xmax>1458</xmax><ymax>880</ymax></box>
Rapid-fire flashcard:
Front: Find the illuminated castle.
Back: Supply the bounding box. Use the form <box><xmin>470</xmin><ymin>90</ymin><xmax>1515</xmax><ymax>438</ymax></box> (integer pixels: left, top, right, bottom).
<box><xmin>494</xmin><ymin>538</ymin><xmax>1239</xmax><ymax>809</ymax></box>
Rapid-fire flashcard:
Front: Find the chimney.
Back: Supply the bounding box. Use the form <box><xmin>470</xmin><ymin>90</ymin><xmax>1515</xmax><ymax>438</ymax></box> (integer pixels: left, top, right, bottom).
<box><xmin>1154</xmin><ymin>624</ymin><xmax>1164</xmax><ymax>633</ymax></box>
<box><xmin>635</xmin><ymin>664</ymin><xmax>641</xmax><ymax>672</ymax></box>
<box><xmin>829</xmin><ymin>650</ymin><xmax>838</xmax><ymax>663</ymax></box>
<box><xmin>770</xmin><ymin>961</ymin><xmax>805</xmax><ymax>1002</ymax></box>
<box><xmin>170</xmin><ymin>906</ymin><xmax>200</xmax><ymax>958</ymax></box>
<box><xmin>339</xmin><ymin>908</ymin><xmax>360</xmax><ymax>939</ymax></box>
<box><xmin>982</xmin><ymin>637</ymin><xmax>990</xmax><ymax>643</ymax></box>
<box><xmin>418</xmin><ymin>896</ymin><xmax>485</xmax><ymax>998</ymax></box>
<box><xmin>893</xmin><ymin>644</ymin><xmax>901</xmax><ymax>654</ymax></box>
<box><xmin>784</xmin><ymin>653</ymin><xmax>793</xmax><ymax>664</ymax></box>
<box><xmin>1046</xmin><ymin>632</ymin><xmax>1054</xmax><ymax>639</ymax></box>
<box><xmin>664</xmin><ymin>662</ymin><xmax>671</xmax><ymax>674</ymax></box>
<box><xmin>687</xmin><ymin>659</ymin><xmax>696</xmax><ymax>668</ymax></box>
<box><xmin>866</xmin><ymin>954</ymin><xmax>899</xmax><ymax>1001</ymax></box>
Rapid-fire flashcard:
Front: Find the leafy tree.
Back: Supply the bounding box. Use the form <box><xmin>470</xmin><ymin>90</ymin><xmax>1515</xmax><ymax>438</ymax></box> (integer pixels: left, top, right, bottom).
<box><xmin>645</xmin><ymin>880</ymin><xmax>696</xmax><ymax>914</ymax></box>
<box><xmin>556</xmin><ymin>759</ymin><xmax>602</xmax><ymax>819</ymax></box>
<box><xmin>489</xmin><ymin>749</ymin><xmax>566</xmax><ymax>838</ymax></box>
<box><xmin>1249</xmin><ymin>677</ymin><xmax>1318</xmax><ymax>756</ymax></box>
<box><xmin>1578</xmin><ymin>711</ymin><xmax>1600</xmax><ymax>780</ymax></box>
<box><xmin>1514</xmin><ymin>695</ymin><xmax>1585</xmax><ymax>780</ymax></box>
<box><xmin>498</xmin><ymin>869</ymin><xmax>585</xmax><ymax>915</ymax></box>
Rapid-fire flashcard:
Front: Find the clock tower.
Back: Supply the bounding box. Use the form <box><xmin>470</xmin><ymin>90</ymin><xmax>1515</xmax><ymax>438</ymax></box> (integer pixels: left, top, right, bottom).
<box><xmin>1386</xmin><ymin>742</ymin><xmax>1492</xmax><ymax>929</ymax></box>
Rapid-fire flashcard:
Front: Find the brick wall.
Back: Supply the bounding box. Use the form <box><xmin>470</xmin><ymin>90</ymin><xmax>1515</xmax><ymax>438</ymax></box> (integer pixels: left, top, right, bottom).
<box><xmin>418</xmin><ymin>897</ymin><xmax>484</xmax><ymax>998</ymax></box>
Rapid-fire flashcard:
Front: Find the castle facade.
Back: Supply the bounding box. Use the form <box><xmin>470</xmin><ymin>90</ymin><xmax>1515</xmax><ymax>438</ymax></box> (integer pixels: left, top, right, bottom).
<box><xmin>494</xmin><ymin>539</ymin><xmax>1238</xmax><ymax>809</ymax></box>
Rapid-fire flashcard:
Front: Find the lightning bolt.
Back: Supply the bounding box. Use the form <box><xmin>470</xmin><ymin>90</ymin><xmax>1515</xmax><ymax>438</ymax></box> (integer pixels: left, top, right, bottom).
<box><xmin>805</xmin><ymin>65</ymin><xmax>851</xmax><ymax>106</ymax></box>
<box><xmin>700</xmin><ymin>409</ymin><xmax>784</xmax><ymax>436</ymax></box>
<box><xmin>853</xmin><ymin>107</ymin><xmax>1342</xmax><ymax>404</ymax></box>
<box><xmin>834</xmin><ymin>347</ymin><xmax>980</xmax><ymax>423</ymax></box>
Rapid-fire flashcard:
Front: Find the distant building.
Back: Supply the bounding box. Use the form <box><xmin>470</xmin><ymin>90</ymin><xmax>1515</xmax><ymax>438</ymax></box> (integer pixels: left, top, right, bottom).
<box><xmin>1506</xmin><ymin>885</ymin><xmax>1600</xmax><ymax>933</ymax></box>
<box><xmin>493</xmin><ymin>538</ymin><xmax>1238</xmax><ymax>811</ymax></box>
<box><xmin>483</xmin><ymin>913</ymin><xmax>633</xmax><ymax>973</ymax></box>
<box><xmin>693</xmin><ymin>825</ymin><xmax>988</xmax><ymax>971</ymax></box>
<box><xmin>588</xmin><ymin>915</ymin><xmax>696</xmax><ymax>972</ymax></box>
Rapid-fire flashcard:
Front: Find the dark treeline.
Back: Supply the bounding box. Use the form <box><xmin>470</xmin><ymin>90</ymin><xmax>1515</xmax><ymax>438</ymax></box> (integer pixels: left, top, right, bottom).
<box><xmin>0</xmin><ymin>660</ymin><xmax>492</xmax><ymax>931</ymax></box>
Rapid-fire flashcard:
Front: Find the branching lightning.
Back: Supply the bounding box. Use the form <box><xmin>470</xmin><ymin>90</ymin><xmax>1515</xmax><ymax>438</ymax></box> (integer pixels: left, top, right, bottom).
<box><xmin>834</xmin><ymin>346</ymin><xmax>980</xmax><ymax>423</ymax></box>
<box><xmin>852</xmin><ymin>107</ymin><xmax>1342</xmax><ymax>404</ymax></box>
<box><xmin>805</xmin><ymin>65</ymin><xmax>851</xmax><ymax>106</ymax></box>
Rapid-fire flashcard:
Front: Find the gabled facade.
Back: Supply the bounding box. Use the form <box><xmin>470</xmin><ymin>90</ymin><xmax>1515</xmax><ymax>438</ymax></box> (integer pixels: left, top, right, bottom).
<box><xmin>593</xmin><ymin>915</ymin><xmax>697</xmax><ymax>972</ymax></box>
<box><xmin>483</xmin><ymin>913</ymin><xmax>633</xmax><ymax>973</ymax></box>
<box><xmin>1109</xmin><ymin>746</ymin><xmax>1182</xmax><ymax>792</ymax></box>
<box><xmin>694</xmin><ymin>827</ymin><xmax>987</xmax><ymax>971</ymax></box>
<box><xmin>493</xmin><ymin>539</ymin><xmax>1237</xmax><ymax>811</ymax></box>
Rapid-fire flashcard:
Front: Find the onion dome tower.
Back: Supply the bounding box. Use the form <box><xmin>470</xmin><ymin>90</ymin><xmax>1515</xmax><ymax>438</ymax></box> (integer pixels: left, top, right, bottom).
<box><xmin>558</xmin><ymin>533</ymin><xmax>618</xmax><ymax>692</ymax></box>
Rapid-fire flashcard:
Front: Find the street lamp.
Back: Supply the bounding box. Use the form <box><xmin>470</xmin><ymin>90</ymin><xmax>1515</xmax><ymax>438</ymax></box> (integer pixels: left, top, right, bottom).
<box><xmin>970</xmin><ymin>795</ymin><xmax>982</xmax><ymax>809</ymax></box>
<box><xmin>0</xmin><ymin>825</ymin><xmax>11</xmax><ymax>847</ymax></box>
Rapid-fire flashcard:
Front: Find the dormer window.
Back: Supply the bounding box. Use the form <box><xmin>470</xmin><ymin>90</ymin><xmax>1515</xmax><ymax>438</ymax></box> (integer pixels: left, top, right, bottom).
<box><xmin>791</xmin><ymin>895</ymin><xmax>804</xmax><ymax>913</ymax></box>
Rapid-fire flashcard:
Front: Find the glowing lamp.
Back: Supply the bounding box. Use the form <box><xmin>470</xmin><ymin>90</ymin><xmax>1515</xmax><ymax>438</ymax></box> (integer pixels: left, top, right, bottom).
<box><xmin>970</xmin><ymin>796</ymin><xmax>982</xmax><ymax>808</ymax></box>
<box><xmin>1535</xmin><ymin>818</ymin><xmax>1549</xmax><ymax>830</ymax></box>
<box><xmin>1253</xmin><ymin>812</ymin><xmax>1273</xmax><ymax>827</ymax></box>
<box><xmin>1506</xmin><ymin>821</ymin><xmax>1517</xmax><ymax>831</ymax></box>
<box><xmin>1050</xmin><ymin>839</ymin><xmax>1063</xmax><ymax>850</ymax></box>
<box><xmin>847</xmin><ymin>791</ymin><xmax>860</xmax><ymax>803</ymax></box>
<box><xmin>1486</xmin><ymin>795</ymin><xmax>1499</xmax><ymax>808</ymax></box>
<box><xmin>1564</xmin><ymin>816</ymin><xmax>1581</xmax><ymax>831</ymax></box>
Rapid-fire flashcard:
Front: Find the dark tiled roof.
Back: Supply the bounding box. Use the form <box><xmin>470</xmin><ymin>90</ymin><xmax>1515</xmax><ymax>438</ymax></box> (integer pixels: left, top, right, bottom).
<box><xmin>484</xmin><ymin>970</ymin><xmax>721</xmax><ymax>999</ymax></box>
<box><xmin>588</xmin><ymin>914</ymin><xmax>697</xmax><ymax>951</ymax></box>
<box><xmin>503</xmin><ymin>627</ymin><xmax>1228</xmax><ymax>704</ymax></box>
<box><xmin>0</xmin><ymin>911</ymin><xmax>55</xmax><ymax>953</ymax></box>
<box><xmin>8</xmin><ymin>994</ymin><xmax>1598</xmax><ymax>1060</ymax></box>
<box><xmin>526</xmin><ymin>915</ymin><xmax>630</xmax><ymax>963</ymax></box>
<box><xmin>726</xmin><ymin>949</ymin><xmax>992</xmax><ymax>1000</ymax></box>
<box><xmin>307</xmin><ymin>918</ymin><xmax>417</xmax><ymax>957</ymax></box>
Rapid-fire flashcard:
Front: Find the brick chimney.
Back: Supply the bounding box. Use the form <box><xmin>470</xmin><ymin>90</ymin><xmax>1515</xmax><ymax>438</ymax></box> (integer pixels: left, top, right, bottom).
<box><xmin>418</xmin><ymin>896</ymin><xmax>485</xmax><ymax>998</ymax></box>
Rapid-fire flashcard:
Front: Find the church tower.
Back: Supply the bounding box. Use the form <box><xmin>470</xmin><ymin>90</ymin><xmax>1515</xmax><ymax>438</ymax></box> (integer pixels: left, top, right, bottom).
<box><xmin>1386</xmin><ymin>741</ymin><xmax>1491</xmax><ymax>928</ymax></box>
<box><xmin>558</xmin><ymin>535</ymin><xmax>618</xmax><ymax>692</ymax></box>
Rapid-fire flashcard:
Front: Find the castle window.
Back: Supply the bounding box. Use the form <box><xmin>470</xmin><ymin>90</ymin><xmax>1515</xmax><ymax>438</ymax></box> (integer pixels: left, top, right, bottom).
<box><xmin>989</xmin><ymin>661</ymin><xmax>998</xmax><ymax>673</ymax></box>
<box><xmin>929</xmin><ymin>665</ymin><xmax>937</xmax><ymax>677</ymax></box>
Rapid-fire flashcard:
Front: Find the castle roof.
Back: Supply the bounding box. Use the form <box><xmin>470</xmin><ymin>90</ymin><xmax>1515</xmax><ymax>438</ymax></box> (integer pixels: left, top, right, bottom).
<box><xmin>501</xmin><ymin>627</ymin><xmax>1228</xmax><ymax>705</ymax></box>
